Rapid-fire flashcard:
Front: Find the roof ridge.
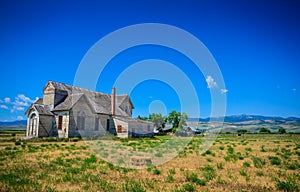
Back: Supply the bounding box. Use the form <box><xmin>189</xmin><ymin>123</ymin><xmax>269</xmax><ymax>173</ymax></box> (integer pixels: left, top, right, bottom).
<box><xmin>49</xmin><ymin>80</ymin><xmax>113</xmax><ymax>96</ymax></box>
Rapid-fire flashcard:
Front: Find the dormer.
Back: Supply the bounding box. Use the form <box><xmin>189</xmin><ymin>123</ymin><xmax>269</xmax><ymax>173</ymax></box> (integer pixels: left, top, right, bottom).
<box><xmin>43</xmin><ymin>81</ymin><xmax>68</xmax><ymax>109</ymax></box>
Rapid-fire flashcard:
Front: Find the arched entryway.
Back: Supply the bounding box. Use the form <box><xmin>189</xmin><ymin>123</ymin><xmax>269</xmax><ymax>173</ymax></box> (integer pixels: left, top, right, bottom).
<box><xmin>28</xmin><ymin>113</ymin><xmax>38</xmax><ymax>137</ymax></box>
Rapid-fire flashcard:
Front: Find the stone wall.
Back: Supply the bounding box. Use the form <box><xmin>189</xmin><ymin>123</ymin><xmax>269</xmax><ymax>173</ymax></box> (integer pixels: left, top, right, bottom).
<box><xmin>38</xmin><ymin>115</ymin><xmax>53</xmax><ymax>137</ymax></box>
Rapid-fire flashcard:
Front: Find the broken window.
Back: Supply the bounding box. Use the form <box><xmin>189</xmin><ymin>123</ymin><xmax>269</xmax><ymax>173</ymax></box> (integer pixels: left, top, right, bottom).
<box><xmin>117</xmin><ymin>125</ymin><xmax>122</xmax><ymax>133</ymax></box>
<box><xmin>58</xmin><ymin>116</ymin><xmax>63</xmax><ymax>130</ymax></box>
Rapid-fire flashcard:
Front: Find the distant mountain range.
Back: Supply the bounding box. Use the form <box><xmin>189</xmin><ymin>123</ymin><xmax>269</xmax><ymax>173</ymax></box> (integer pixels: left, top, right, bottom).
<box><xmin>0</xmin><ymin>115</ymin><xmax>299</xmax><ymax>129</ymax></box>
<box><xmin>0</xmin><ymin>120</ymin><xmax>27</xmax><ymax>127</ymax></box>
<box><xmin>189</xmin><ymin>114</ymin><xmax>300</xmax><ymax>122</ymax></box>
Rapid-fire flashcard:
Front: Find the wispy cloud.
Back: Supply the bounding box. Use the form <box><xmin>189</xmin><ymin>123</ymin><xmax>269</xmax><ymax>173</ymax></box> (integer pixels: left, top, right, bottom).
<box><xmin>4</xmin><ymin>97</ymin><xmax>11</xmax><ymax>104</ymax></box>
<box><xmin>221</xmin><ymin>89</ymin><xmax>228</xmax><ymax>94</ymax></box>
<box><xmin>0</xmin><ymin>105</ymin><xmax>8</xmax><ymax>109</ymax></box>
<box><xmin>17</xmin><ymin>116</ymin><xmax>24</xmax><ymax>120</ymax></box>
<box><xmin>206</xmin><ymin>76</ymin><xmax>218</xmax><ymax>89</ymax></box>
<box><xmin>0</xmin><ymin>94</ymin><xmax>37</xmax><ymax>113</ymax></box>
<box><xmin>292</xmin><ymin>88</ymin><xmax>296</xmax><ymax>92</ymax></box>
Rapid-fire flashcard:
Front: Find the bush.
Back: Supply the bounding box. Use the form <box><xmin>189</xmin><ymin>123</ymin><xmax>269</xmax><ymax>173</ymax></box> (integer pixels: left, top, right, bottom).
<box><xmin>245</xmin><ymin>147</ymin><xmax>252</xmax><ymax>152</ymax></box>
<box><xmin>202</xmin><ymin>165</ymin><xmax>216</xmax><ymax>181</ymax></box>
<box><xmin>182</xmin><ymin>183</ymin><xmax>195</xmax><ymax>192</ymax></box>
<box><xmin>243</xmin><ymin>161</ymin><xmax>251</xmax><ymax>167</ymax></box>
<box><xmin>153</xmin><ymin>168</ymin><xmax>161</xmax><ymax>175</ymax></box>
<box><xmin>276</xmin><ymin>175</ymin><xmax>299</xmax><ymax>192</ymax></box>
<box><xmin>217</xmin><ymin>163</ymin><xmax>223</xmax><ymax>169</ymax></box>
<box><xmin>227</xmin><ymin>147</ymin><xmax>234</xmax><ymax>154</ymax></box>
<box><xmin>185</xmin><ymin>172</ymin><xmax>206</xmax><ymax>186</ymax></box>
<box><xmin>256</xmin><ymin>171</ymin><xmax>264</xmax><ymax>176</ymax></box>
<box><xmin>239</xmin><ymin>170</ymin><xmax>247</xmax><ymax>176</ymax></box>
<box><xmin>268</xmin><ymin>156</ymin><xmax>281</xmax><ymax>165</ymax></box>
<box><xmin>165</xmin><ymin>175</ymin><xmax>174</xmax><ymax>183</ymax></box>
<box><xmin>252</xmin><ymin>156</ymin><xmax>265</xmax><ymax>168</ymax></box>
<box><xmin>15</xmin><ymin>140</ymin><xmax>21</xmax><ymax>146</ymax></box>
<box><xmin>123</xmin><ymin>180</ymin><xmax>146</xmax><ymax>192</ymax></box>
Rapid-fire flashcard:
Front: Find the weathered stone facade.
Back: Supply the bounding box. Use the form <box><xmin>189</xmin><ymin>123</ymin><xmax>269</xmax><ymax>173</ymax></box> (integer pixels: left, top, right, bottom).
<box><xmin>25</xmin><ymin>81</ymin><xmax>154</xmax><ymax>138</ymax></box>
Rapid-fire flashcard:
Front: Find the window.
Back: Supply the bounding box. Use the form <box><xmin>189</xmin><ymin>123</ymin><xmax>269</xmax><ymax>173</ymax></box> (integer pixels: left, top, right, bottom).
<box><xmin>58</xmin><ymin>116</ymin><xmax>63</xmax><ymax>130</ymax></box>
<box><xmin>95</xmin><ymin>116</ymin><xmax>99</xmax><ymax>131</ymax></box>
<box><xmin>117</xmin><ymin>125</ymin><xmax>122</xmax><ymax>133</ymax></box>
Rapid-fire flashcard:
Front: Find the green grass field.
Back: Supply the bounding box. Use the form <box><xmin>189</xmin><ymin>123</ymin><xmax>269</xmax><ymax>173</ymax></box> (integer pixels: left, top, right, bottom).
<box><xmin>0</xmin><ymin>131</ymin><xmax>299</xmax><ymax>191</ymax></box>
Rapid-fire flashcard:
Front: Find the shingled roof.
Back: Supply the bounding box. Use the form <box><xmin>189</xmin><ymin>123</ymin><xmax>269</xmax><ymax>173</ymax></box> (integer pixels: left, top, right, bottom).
<box><xmin>37</xmin><ymin>81</ymin><xmax>134</xmax><ymax>116</ymax></box>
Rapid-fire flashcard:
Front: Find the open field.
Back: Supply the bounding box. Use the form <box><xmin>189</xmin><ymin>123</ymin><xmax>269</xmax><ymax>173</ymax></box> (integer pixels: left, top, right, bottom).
<box><xmin>0</xmin><ymin>131</ymin><xmax>299</xmax><ymax>191</ymax></box>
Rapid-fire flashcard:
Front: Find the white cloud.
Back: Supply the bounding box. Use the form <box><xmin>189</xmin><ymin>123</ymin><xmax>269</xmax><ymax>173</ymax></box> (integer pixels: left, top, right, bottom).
<box><xmin>11</xmin><ymin>106</ymin><xmax>25</xmax><ymax>112</ymax></box>
<box><xmin>0</xmin><ymin>105</ymin><xmax>8</xmax><ymax>109</ymax></box>
<box><xmin>4</xmin><ymin>97</ymin><xmax>11</xmax><ymax>104</ymax></box>
<box><xmin>16</xmin><ymin>94</ymin><xmax>36</xmax><ymax>103</ymax></box>
<box><xmin>292</xmin><ymin>88</ymin><xmax>296</xmax><ymax>92</ymax></box>
<box><xmin>1</xmin><ymin>94</ymin><xmax>37</xmax><ymax>113</ymax></box>
<box><xmin>206</xmin><ymin>76</ymin><xmax>218</xmax><ymax>88</ymax></box>
<box><xmin>221</xmin><ymin>89</ymin><xmax>228</xmax><ymax>94</ymax></box>
<box><xmin>17</xmin><ymin>116</ymin><xmax>24</xmax><ymax>120</ymax></box>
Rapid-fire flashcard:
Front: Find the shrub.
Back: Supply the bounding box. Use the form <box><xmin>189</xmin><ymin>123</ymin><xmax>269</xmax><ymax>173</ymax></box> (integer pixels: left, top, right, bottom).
<box><xmin>84</xmin><ymin>154</ymin><xmax>97</xmax><ymax>164</ymax></box>
<box><xmin>227</xmin><ymin>147</ymin><xmax>234</xmax><ymax>154</ymax></box>
<box><xmin>251</xmin><ymin>156</ymin><xmax>265</xmax><ymax>168</ymax></box>
<box><xmin>123</xmin><ymin>180</ymin><xmax>146</xmax><ymax>192</ymax></box>
<box><xmin>256</xmin><ymin>171</ymin><xmax>264</xmax><ymax>176</ymax></box>
<box><xmin>260</xmin><ymin>145</ymin><xmax>267</xmax><ymax>152</ymax></box>
<box><xmin>245</xmin><ymin>147</ymin><xmax>252</xmax><ymax>152</ymax></box>
<box><xmin>217</xmin><ymin>163</ymin><xmax>223</xmax><ymax>169</ymax></box>
<box><xmin>286</xmin><ymin>162</ymin><xmax>300</xmax><ymax>170</ymax></box>
<box><xmin>268</xmin><ymin>156</ymin><xmax>281</xmax><ymax>165</ymax></box>
<box><xmin>182</xmin><ymin>183</ymin><xmax>195</xmax><ymax>192</ymax></box>
<box><xmin>276</xmin><ymin>175</ymin><xmax>299</xmax><ymax>192</ymax></box>
<box><xmin>239</xmin><ymin>170</ymin><xmax>247</xmax><ymax>176</ymax></box>
<box><xmin>202</xmin><ymin>165</ymin><xmax>216</xmax><ymax>181</ymax></box>
<box><xmin>185</xmin><ymin>172</ymin><xmax>199</xmax><ymax>183</ymax></box>
<box><xmin>185</xmin><ymin>172</ymin><xmax>206</xmax><ymax>186</ymax></box>
<box><xmin>15</xmin><ymin>140</ymin><xmax>21</xmax><ymax>146</ymax></box>
<box><xmin>219</xmin><ymin>146</ymin><xmax>225</xmax><ymax>150</ymax></box>
<box><xmin>165</xmin><ymin>175</ymin><xmax>174</xmax><ymax>183</ymax></box>
<box><xmin>155</xmin><ymin>152</ymin><xmax>163</xmax><ymax>157</ymax></box>
<box><xmin>153</xmin><ymin>168</ymin><xmax>161</xmax><ymax>175</ymax></box>
<box><xmin>169</xmin><ymin>168</ymin><xmax>176</xmax><ymax>174</ymax></box>
<box><xmin>243</xmin><ymin>161</ymin><xmax>251</xmax><ymax>167</ymax></box>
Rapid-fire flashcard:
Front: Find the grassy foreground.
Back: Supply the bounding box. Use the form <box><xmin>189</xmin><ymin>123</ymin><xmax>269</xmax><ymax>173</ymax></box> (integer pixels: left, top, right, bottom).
<box><xmin>0</xmin><ymin>131</ymin><xmax>299</xmax><ymax>191</ymax></box>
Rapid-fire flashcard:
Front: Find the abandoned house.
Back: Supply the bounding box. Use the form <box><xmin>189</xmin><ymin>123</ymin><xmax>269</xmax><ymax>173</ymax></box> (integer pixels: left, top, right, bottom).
<box><xmin>25</xmin><ymin>81</ymin><xmax>154</xmax><ymax>138</ymax></box>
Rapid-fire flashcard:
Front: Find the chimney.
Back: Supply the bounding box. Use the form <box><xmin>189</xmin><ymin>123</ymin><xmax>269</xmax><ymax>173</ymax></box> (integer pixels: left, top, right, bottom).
<box><xmin>111</xmin><ymin>87</ymin><xmax>116</xmax><ymax>115</ymax></box>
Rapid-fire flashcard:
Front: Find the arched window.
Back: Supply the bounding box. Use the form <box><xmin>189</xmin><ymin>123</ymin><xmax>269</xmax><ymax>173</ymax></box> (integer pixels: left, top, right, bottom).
<box><xmin>29</xmin><ymin>113</ymin><xmax>38</xmax><ymax>136</ymax></box>
<box><xmin>76</xmin><ymin>111</ymin><xmax>85</xmax><ymax>130</ymax></box>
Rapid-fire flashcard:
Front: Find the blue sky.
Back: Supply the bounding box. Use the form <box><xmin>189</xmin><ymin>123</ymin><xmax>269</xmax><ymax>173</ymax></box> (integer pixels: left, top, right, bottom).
<box><xmin>0</xmin><ymin>0</ymin><xmax>299</xmax><ymax>121</ymax></box>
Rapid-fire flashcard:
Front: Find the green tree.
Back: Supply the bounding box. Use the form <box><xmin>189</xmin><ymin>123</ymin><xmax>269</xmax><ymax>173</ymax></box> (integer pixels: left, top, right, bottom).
<box><xmin>167</xmin><ymin>110</ymin><xmax>181</xmax><ymax>128</ymax></box>
<box><xmin>237</xmin><ymin>129</ymin><xmax>247</xmax><ymax>134</ymax></box>
<box><xmin>178</xmin><ymin>112</ymin><xmax>188</xmax><ymax>129</ymax></box>
<box><xmin>149</xmin><ymin>113</ymin><xmax>165</xmax><ymax>130</ymax></box>
<box><xmin>259</xmin><ymin>127</ymin><xmax>271</xmax><ymax>133</ymax></box>
<box><xmin>137</xmin><ymin>115</ymin><xmax>148</xmax><ymax>121</ymax></box>
<box><xmin>278</xmin><ymin>128</ymin><xmax>286</xmax><ymax>134</ymax></box>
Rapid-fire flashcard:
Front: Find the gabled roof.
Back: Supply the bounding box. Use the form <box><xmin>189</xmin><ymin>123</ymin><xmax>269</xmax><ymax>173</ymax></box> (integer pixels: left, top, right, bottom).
<box><xmin>53</xmin><ymin>93</ymin><xmax>84</xmax><ymax>111</ymax></box>
<box><xmin>25</xmin><ymin>102</ymin><xmax>53</xmax><ymax>116</ymax></box>
<box><xmin>113</xmin><ymin>115</ymin><xmax>154</xmax><ymax>124</ymax></box>
<box><xmin>34</xmin><ymin>104</ymin><xmax>53</xmax><ymax>115</ymax></box>
<box><xmin>45</xmin><ymin>81</ymin><xmax>133</xmax><ymax>116</ymax></box>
